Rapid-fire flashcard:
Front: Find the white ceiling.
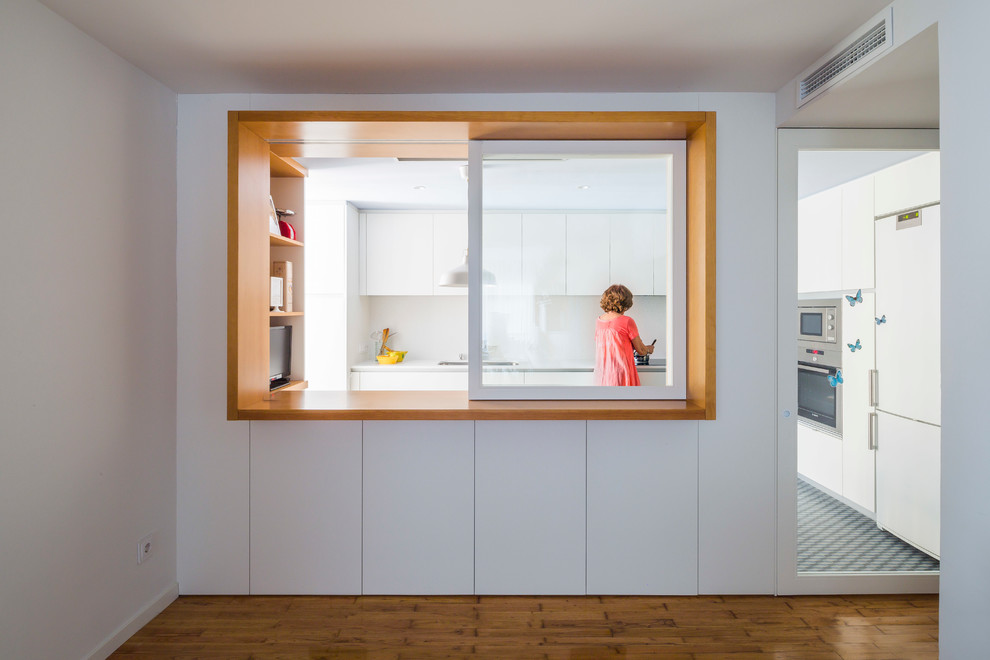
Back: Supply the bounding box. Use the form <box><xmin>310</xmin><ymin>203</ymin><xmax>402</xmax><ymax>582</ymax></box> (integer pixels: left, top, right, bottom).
<box><xmin>37</xmin><ymin>0</ymin><xmax>892</xmax><ymax>94</ymax></box>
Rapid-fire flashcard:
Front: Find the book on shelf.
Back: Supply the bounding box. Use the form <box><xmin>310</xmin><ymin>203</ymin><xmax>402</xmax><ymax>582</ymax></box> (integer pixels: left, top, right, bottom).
<box><xmin>271</xmin><ymin>260</ymin><xmax>293</xmax><ymax>312</ymax></box>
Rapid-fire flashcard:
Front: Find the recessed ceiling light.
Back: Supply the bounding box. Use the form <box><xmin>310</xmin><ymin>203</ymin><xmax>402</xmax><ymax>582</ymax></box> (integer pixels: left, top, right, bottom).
<box><xmin>413</xmin><ymin>185</ymin><xmax>427</xmax><ymax>190</ymax></box>
<box><xmin>578</xmin><ymin>185</ymin><xmax>591</xmax><ymax>190</ymax></box>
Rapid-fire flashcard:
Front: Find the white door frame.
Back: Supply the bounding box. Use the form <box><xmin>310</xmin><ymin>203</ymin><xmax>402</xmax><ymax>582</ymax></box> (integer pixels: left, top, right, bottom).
<box><xmin>776</xmin><ymin>128</ymin><xmax>940</xmax><ymax>594</ymax></box>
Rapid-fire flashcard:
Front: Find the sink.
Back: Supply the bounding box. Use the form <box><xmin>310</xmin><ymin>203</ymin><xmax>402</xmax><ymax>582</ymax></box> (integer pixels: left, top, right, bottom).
<box><xmin>437</xmin><ymin>360</ymin><xmax>518</xmax><ymax>366</ymax></box>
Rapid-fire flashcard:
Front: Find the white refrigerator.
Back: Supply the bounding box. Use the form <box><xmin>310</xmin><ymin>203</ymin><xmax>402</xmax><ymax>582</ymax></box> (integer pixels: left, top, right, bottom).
<box><xmin>873</xmin><ymin>204</ymin><xmax>941</xmax><ymax>558</ymax></box>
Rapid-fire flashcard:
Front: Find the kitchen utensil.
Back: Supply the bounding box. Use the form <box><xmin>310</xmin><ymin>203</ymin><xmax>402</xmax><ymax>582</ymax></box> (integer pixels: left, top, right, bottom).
<box><xmin>380</xmin><ymin>328</ymin><xmax>390</xmax><ymax>355</ymax></box>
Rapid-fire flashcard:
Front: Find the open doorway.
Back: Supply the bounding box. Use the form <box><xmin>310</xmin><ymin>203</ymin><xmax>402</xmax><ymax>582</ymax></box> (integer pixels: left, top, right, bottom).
<box><xmin>777</xmin><ymin>129</ymin><xmax>940</xmax><ymax>594</ymax></box>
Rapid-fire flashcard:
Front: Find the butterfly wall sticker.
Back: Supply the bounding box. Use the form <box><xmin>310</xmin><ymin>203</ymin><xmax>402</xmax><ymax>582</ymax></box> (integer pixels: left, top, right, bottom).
<box><xmin>847</xmin><ymin>339</ymin><xmax>862</xmax><ymax>352</ymax></box>
<box><xmin>845</xmin><ymin>289</ymin><xmax>863</xmax><ymax>306</ymax></box>
<box><xmin>828</xmin><ymin>370</ymin><xmax>843</xmax><ymax>388</ymax></box>
<box><xmin>876</xmin><ymin>315</ymin><xmax>887</xmax><ymax>325</ymax></box>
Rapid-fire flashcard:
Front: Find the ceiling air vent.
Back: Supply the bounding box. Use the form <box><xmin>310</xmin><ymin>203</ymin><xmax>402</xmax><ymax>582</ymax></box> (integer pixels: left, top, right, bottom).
<box><xmin>796</xmin><ymin>8</ymin><xmax>893</xmax><ymax>107</ymax></box>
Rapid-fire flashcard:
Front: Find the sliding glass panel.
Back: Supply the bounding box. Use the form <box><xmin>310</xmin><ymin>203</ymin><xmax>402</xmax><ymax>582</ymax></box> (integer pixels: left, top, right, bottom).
<box><xmin>467</xmin><ymin>141</ymin><xmax>686</xmax><ymax>400</ymax></box>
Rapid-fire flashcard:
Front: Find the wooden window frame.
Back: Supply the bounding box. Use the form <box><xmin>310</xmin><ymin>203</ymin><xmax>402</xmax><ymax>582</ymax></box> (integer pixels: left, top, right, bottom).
<box><xmin>228</xmin><ymin>111</ymin><xmax>716</xmax><ymax>420</ymax></box>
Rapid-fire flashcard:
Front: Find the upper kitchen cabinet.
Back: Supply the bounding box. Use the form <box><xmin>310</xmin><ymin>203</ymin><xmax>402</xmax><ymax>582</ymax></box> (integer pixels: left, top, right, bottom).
<box><xmin>433</xmin><ymin>213</ymin><xmax>468</xmax><ymax>296</ymax></box>
<box><xmin>611</xmin><ymin>213</ymin><xmax>659</xmax><ymax>297</ymax></box>
<box><xmin>653</xmin><ymin>212</ymin><xmax>669</xmax><ymax>295</ymax></box>
<box><xmin>483</xmin><ymin>213</ymin><xmax>522</xmax><ymax>296</ymax></box>
<box><xmin>566</xmin><ymin>214</ymin><xmax>611</xmax><ymax>295</ymax></box>
<box><xmin>874</xmin><ymin>152</ymin><xmax>940</xmax><ymax>218</ymax></box>
<box><xmin>364</xmin><ymin>212</ymin><xmax>434</xmax><ymax>295</ymax></box>
<box><xmin>521</xmin><ymin>214</ymin><xmax>566</xmax><ymax>296</ymax></box>
<box><xmin>798</xmin><ymin>187</ymin><xmax>843</xmax><ymax>294</ymax></box>
<box><xmin>840</xmin><ymin>176</ymin><xmax>875</xmax><ymax>291</ymax></box>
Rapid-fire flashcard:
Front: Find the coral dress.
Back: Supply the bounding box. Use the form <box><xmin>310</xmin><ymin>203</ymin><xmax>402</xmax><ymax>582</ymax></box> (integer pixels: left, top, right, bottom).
<box><xmin>594</xmin><ymin>314</ymin><xmax>641</xmax><ymax>386</ymax></box>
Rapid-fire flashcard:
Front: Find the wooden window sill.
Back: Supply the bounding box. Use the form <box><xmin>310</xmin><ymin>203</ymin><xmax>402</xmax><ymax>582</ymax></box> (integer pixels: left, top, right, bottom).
<box><xmin>236</xmin><ymin>390</ymin><xmax>708</xmax><ymax>421</ymax></box>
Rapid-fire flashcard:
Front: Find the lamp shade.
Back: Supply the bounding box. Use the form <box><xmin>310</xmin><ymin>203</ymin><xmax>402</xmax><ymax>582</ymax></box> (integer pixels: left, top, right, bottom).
<box><xmin>438</xmin><ymin>250</ymin><xmax>496</xmax><ymax>287</ymax></box>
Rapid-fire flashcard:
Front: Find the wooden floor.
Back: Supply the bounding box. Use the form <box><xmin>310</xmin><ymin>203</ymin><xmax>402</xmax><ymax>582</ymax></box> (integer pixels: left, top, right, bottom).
<box><xmin>111</xmin><ymin>594</ymin><xmax>938</xmax><ymax>659</ymax></box>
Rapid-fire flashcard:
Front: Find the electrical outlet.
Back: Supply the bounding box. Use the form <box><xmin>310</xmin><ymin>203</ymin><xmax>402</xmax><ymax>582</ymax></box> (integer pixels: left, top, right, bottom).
<box><xmin>137</xmin><ymin>532</ymin><xmax>155</xmax><ymax>564</ymax></box>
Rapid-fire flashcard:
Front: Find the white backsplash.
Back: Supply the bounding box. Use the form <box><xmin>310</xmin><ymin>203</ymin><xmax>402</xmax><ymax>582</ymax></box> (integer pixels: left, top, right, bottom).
<box><xmin>365</xmin><ymin>295</ymin><xmax>666</xmax><ymax>365</ymax></box>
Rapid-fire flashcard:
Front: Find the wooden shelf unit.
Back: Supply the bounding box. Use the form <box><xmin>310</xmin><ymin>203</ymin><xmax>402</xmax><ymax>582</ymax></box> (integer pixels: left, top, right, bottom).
<box><xmin>270</xmin><ymin>233</ymin><xmax>303</xmax><ymax>248</ymax></box>
<box><xmin>270</xmin><ymin>310</ymin><xmax>303</xmax><ymax>317</ymax></box>
<box><xmin>229</xmin><ymin>111</ymin><xmax>716</xmax><ymax>420</ymax></box>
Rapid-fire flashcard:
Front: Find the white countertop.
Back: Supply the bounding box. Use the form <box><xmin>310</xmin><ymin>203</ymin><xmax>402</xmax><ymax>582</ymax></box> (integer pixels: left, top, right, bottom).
<box><xmin>351</xmin><ymin>358</ymin><xmax>666</xmax><ymax>373</ymax></box>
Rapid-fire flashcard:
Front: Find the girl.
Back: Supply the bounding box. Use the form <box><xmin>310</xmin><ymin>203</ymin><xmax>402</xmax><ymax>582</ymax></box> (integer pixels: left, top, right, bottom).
<box><xmin>594</xmin><ymin>284</ymin><xmax>653</xmax><ymax>386</ymax></box>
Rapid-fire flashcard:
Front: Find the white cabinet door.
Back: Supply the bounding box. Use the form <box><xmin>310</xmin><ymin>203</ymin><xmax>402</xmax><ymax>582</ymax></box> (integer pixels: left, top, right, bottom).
<box><xmin>653</xmin><ymin>211</ymin><xmax>669</xmax><ymax>295</ymax></box>
<box><xmin>875</xmin><ymin>205</ymin><xmax>940</xmax><ymax>425</ymax></box>
<box><xmin>250</xmin><ymin>421</ymin><xmax>362</xmax><ymax>594</ymax></box>
<box><xmin>874</xmin><ymin>151</ymin><xmax>940</xmax><ymax>218</ymax></box>
<box><xmin>797</xmin><ymin>187</ymin><xmax>842</xmax><ymax>294</ymax></box>
<box><xmin>483</xmin><ymin>213</ymin><xmax>522</xmax><ymax>295</ymax></box>
<box><xmin>522</xmin><ymin>371</ymin><xmax>595</xmax><ymax>386</ymax></box>
<box><xmin>840</xmin><ymin>176</ymin><xmax>875</xmax><ymax>291</ymax></box>
<box><xmin>566</xmin><ymin>214</ymin><xmax>610</xmax><ymax>295</ymax></box>
<box><xmin>365</xmin><ymin>212</ymin><xmax>433</xmax><ymax>295</ymax></box>
<box><xmin>475</xmin><ymin>421</ymin><xmax>586</xmax><ymax>594</ymax></box>
<box><xmin>355</xmin><ymin>371</ymin><xmax>468</xmax><ymax>391</ymax></box>
<box><xmin>875</xmin><ymin>412</ymin><xmax>940</xmax><ymax>558</ymax></box>
<box><xmin>840</xmin><ymin>292</ymin><xmax>876</xmax><ymax>513</ymax></box>
<box><xmin>521</xmin><ymin>213</ymin><xmax>566</xmax><ymax>295</ymax></box>
<box><xmin>587</xmin><ymin>421</ymin><xmax>698</xmax><ymax>595</ymax></box>
<box><xmin>610</xmin><ymin>213</ymin><xmax>656</xmax><ymax>295</ymax></box>
<box><xmin>797</xmin><ymin>423</ymin><xmax>842</xmax><ymax>495</ymax></box>
<box><xmin>363</xmin><ymin>421</ymin><xmax>475</xmax><ymax>594</ymax></box>
<box><xmin>433</xmin><ymin>213</ymin><xmax>468</xmax><ymax>296</ymax></box>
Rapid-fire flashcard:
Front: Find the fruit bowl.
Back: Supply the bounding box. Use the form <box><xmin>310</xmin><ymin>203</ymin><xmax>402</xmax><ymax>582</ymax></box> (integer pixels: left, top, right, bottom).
<box><xmin>376</xmin><ymin>354</ymin><xmax>399</xmax><ymax>365</ymax></box>
<box><xmin>387</xmin><ymin>350</ymin><xmax>408</xmax><ymax>362</ymax></box>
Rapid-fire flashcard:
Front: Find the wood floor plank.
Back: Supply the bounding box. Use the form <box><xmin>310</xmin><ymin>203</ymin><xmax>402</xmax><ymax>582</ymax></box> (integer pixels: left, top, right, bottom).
<box><xmin>111</xmin><ymin>594</ymin><xmax>937</xmax><ymax>659</ymax></box>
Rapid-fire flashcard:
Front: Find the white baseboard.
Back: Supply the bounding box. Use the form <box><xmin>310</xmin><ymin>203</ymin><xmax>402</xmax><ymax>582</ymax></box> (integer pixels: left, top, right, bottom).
<box><xmin>85</xmin><ymin>582</ymin><xmax>179</xmax><ymax>660</ymax></box>
<box><xmin>797</xmin><ymin>474</ymin><xmax>877</xmax><ymax>520</ymax></box>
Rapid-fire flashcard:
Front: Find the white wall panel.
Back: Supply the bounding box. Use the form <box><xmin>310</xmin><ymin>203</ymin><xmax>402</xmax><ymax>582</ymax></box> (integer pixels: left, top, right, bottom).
<box><xmin>363</xmin><ymin>421</ymin><xmax>475</xmax><ymax>594</ymax></box>
<box><xmin>587</xmin><ymin>421</ymin><xmax>698</xmax><ymax>595</ymax></box>
<box><xmin>250</xmin><ymin>422</ymin><xmax>362</xmax><ymax>594</ymax></box>
<box><xmin>475</xmin><ymin>421</ymin><xmax>586</xmax><ymax>594</ymax></box>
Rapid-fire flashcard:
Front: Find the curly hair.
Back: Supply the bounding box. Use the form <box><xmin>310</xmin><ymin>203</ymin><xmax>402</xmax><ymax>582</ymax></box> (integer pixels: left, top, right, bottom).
<box><xmin>600</xmin><ymin>284</ymin><xmax>634</xmax><ymax>314</ymax></box>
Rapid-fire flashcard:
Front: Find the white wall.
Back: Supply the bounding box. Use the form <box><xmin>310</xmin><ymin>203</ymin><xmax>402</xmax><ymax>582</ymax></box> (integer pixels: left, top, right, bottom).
<box><xmin>176</xmin><ymin>91</ymin><xmax>777</xmax><ymax>595</ymax></box>
<box><xmin>0</xmin><ymin>0</ymin><xmax>178</xmax><ymax>658</ymax></box>
<box><xmin>936</xmin><ymin>0</ymin><xmax>990</xmax><ymax>655</ymax></box>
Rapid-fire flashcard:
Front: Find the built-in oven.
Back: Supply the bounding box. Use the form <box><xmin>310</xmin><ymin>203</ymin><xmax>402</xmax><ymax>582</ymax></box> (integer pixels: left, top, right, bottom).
<box><xmin>797</xmin><ymin>301</ymin><xmax>839</xmax><ymax>345</ymax></box>
<box><xmin>797</xmin><ymin>344</ymin><xmax>842</xmax><ymax>436</ymax></box>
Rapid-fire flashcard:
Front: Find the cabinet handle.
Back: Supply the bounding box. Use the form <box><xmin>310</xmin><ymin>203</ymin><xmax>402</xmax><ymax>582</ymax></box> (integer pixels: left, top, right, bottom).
<box><xmin>868</xmin><ymin>412</ymin><xmax>878</xmax><ymax>450</ymax></box>
<box><xmin>869</xmin><ymin>369</ymin><xmax>879</xmax><ymax>407</ymax></box>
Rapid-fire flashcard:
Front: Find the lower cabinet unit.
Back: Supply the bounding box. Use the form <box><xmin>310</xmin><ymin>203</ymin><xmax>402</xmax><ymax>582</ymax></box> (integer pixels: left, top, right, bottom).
<box><xmin>475</xmin><ymin>421</ymin><xmax>586</xmax><ymax>594</ymax></box>
<box><xmin>363</xmin><ymin>421</ymin><xmax>475</xmax><ymax>594</ymax></box>
<box><xmin>249</xmin><ymin>421</ymin><xmax>363</xmax><ymax>594</ymax></box>
<box><xmin>586</xmin><ymin>421</ymin><xmax>698</xmax><ymax>594</ymax></box>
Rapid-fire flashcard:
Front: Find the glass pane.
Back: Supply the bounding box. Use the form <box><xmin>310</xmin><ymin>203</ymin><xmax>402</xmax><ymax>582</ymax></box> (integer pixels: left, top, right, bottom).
<box><xmin>479</xmin><ymin>153</ymin><xmax>671</xmax><ymax>388</ymax></box>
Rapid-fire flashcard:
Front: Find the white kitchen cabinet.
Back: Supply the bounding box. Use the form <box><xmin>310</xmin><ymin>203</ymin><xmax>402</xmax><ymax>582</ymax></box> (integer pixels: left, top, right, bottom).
<box><xmin>875</xmin><ymin>411</ymin><xmax>940</xmax><ymax>558</ymax></box>
<box><xmin>840</xmin><ymin>176</ymin><xmax>875</xmax><ymax>291</ymax></box>
<box><xmin>249</xmin><ymin>421</ymin><xmax>362</xmax><ymax>594</ymax></box>
<box><xmin>610</xmin><ymin>213</ymin><xmax>656</xmax><ymax>295</ymax></box>
<box><xmin>797</xmin><ymin>187</ymin><xmax>843</xmax><ymax>294</ymax></box>
<box><xmin>797</xmin><ymin>423</ymin><xmax>842</xmax><ymax>496</ymax></box>
<box><xmin>875</xmin><ymin>205</ymin><xmax>940</xmax><ymax>426</ymax></box>
<box><xmin>483</xmin><ymin>213</ymin><xmax>522</xmax><ymax>295</ymax></box>
<box><xmin>475</xmin><ymin>421</ymin><xmax>586</xmax><ymax>594</ymax></box>
<box><xmin>363</xmin><ymin>421</ymin><xmax>475</xmax><ymax>594</ymax></box>
<box><xmin>653</xmin><ymin>211</ymin><xmax>669</xmax><ymax>295</ymax></box>
<box><xmin>639</xmin><ymin>371</ymin><xmax>667</xmax><ymax>387</ymax></box>
<box><xmin>352</xmin><ymin>371</ymin><xmax>468</xmax><ymax>391</ymax></box>
<box><xmin>840</xmin><ymin>292</ymin><xmax>876</xmax><ymax>513</ymax></box>
<box><xmin>364</xmin><ymin>212</ymin><xmax>434</xmax><ymax>295</ymax></box>
<box><xmin>874</xmin><ymin>151</ymin><xmax>940</xmax><ymax>218</ymax></box>
<box><xmin>433</xmin><ymin>213</ymin><xmax>468</xmax><ymax>296</ymax></box>
<box><xmin>522</xmin><ymin>371</ymin><xmax>595</xmax><ymax>386</ymax></box>
<box><xmin>587</xmin><ymin>421</ymin><xmax>698</xmax><ymax>594</ymax></box>
<box><xmin>521</xmin><ymin>213</ymin><xmax>566</xmax><ymax>295</ymax></box>
<box><xmin>566</xmin><ymin>214</ymin><xmax>611</xmax><ymax>295</ymax></box>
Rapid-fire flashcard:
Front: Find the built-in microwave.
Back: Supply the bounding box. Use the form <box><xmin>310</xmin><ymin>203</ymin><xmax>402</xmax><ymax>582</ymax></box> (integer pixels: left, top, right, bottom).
<box><xmin>797</xmin><ymin>301</ymin><xmax>839</xmax><ymax>345</ymax></box>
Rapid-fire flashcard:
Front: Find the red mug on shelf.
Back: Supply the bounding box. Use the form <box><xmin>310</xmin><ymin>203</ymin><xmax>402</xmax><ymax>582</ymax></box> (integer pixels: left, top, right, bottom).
<box><xmin>278</xmin><ymin>220</ymin><xmax>296</xmax><ymax>240</ymax></box>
